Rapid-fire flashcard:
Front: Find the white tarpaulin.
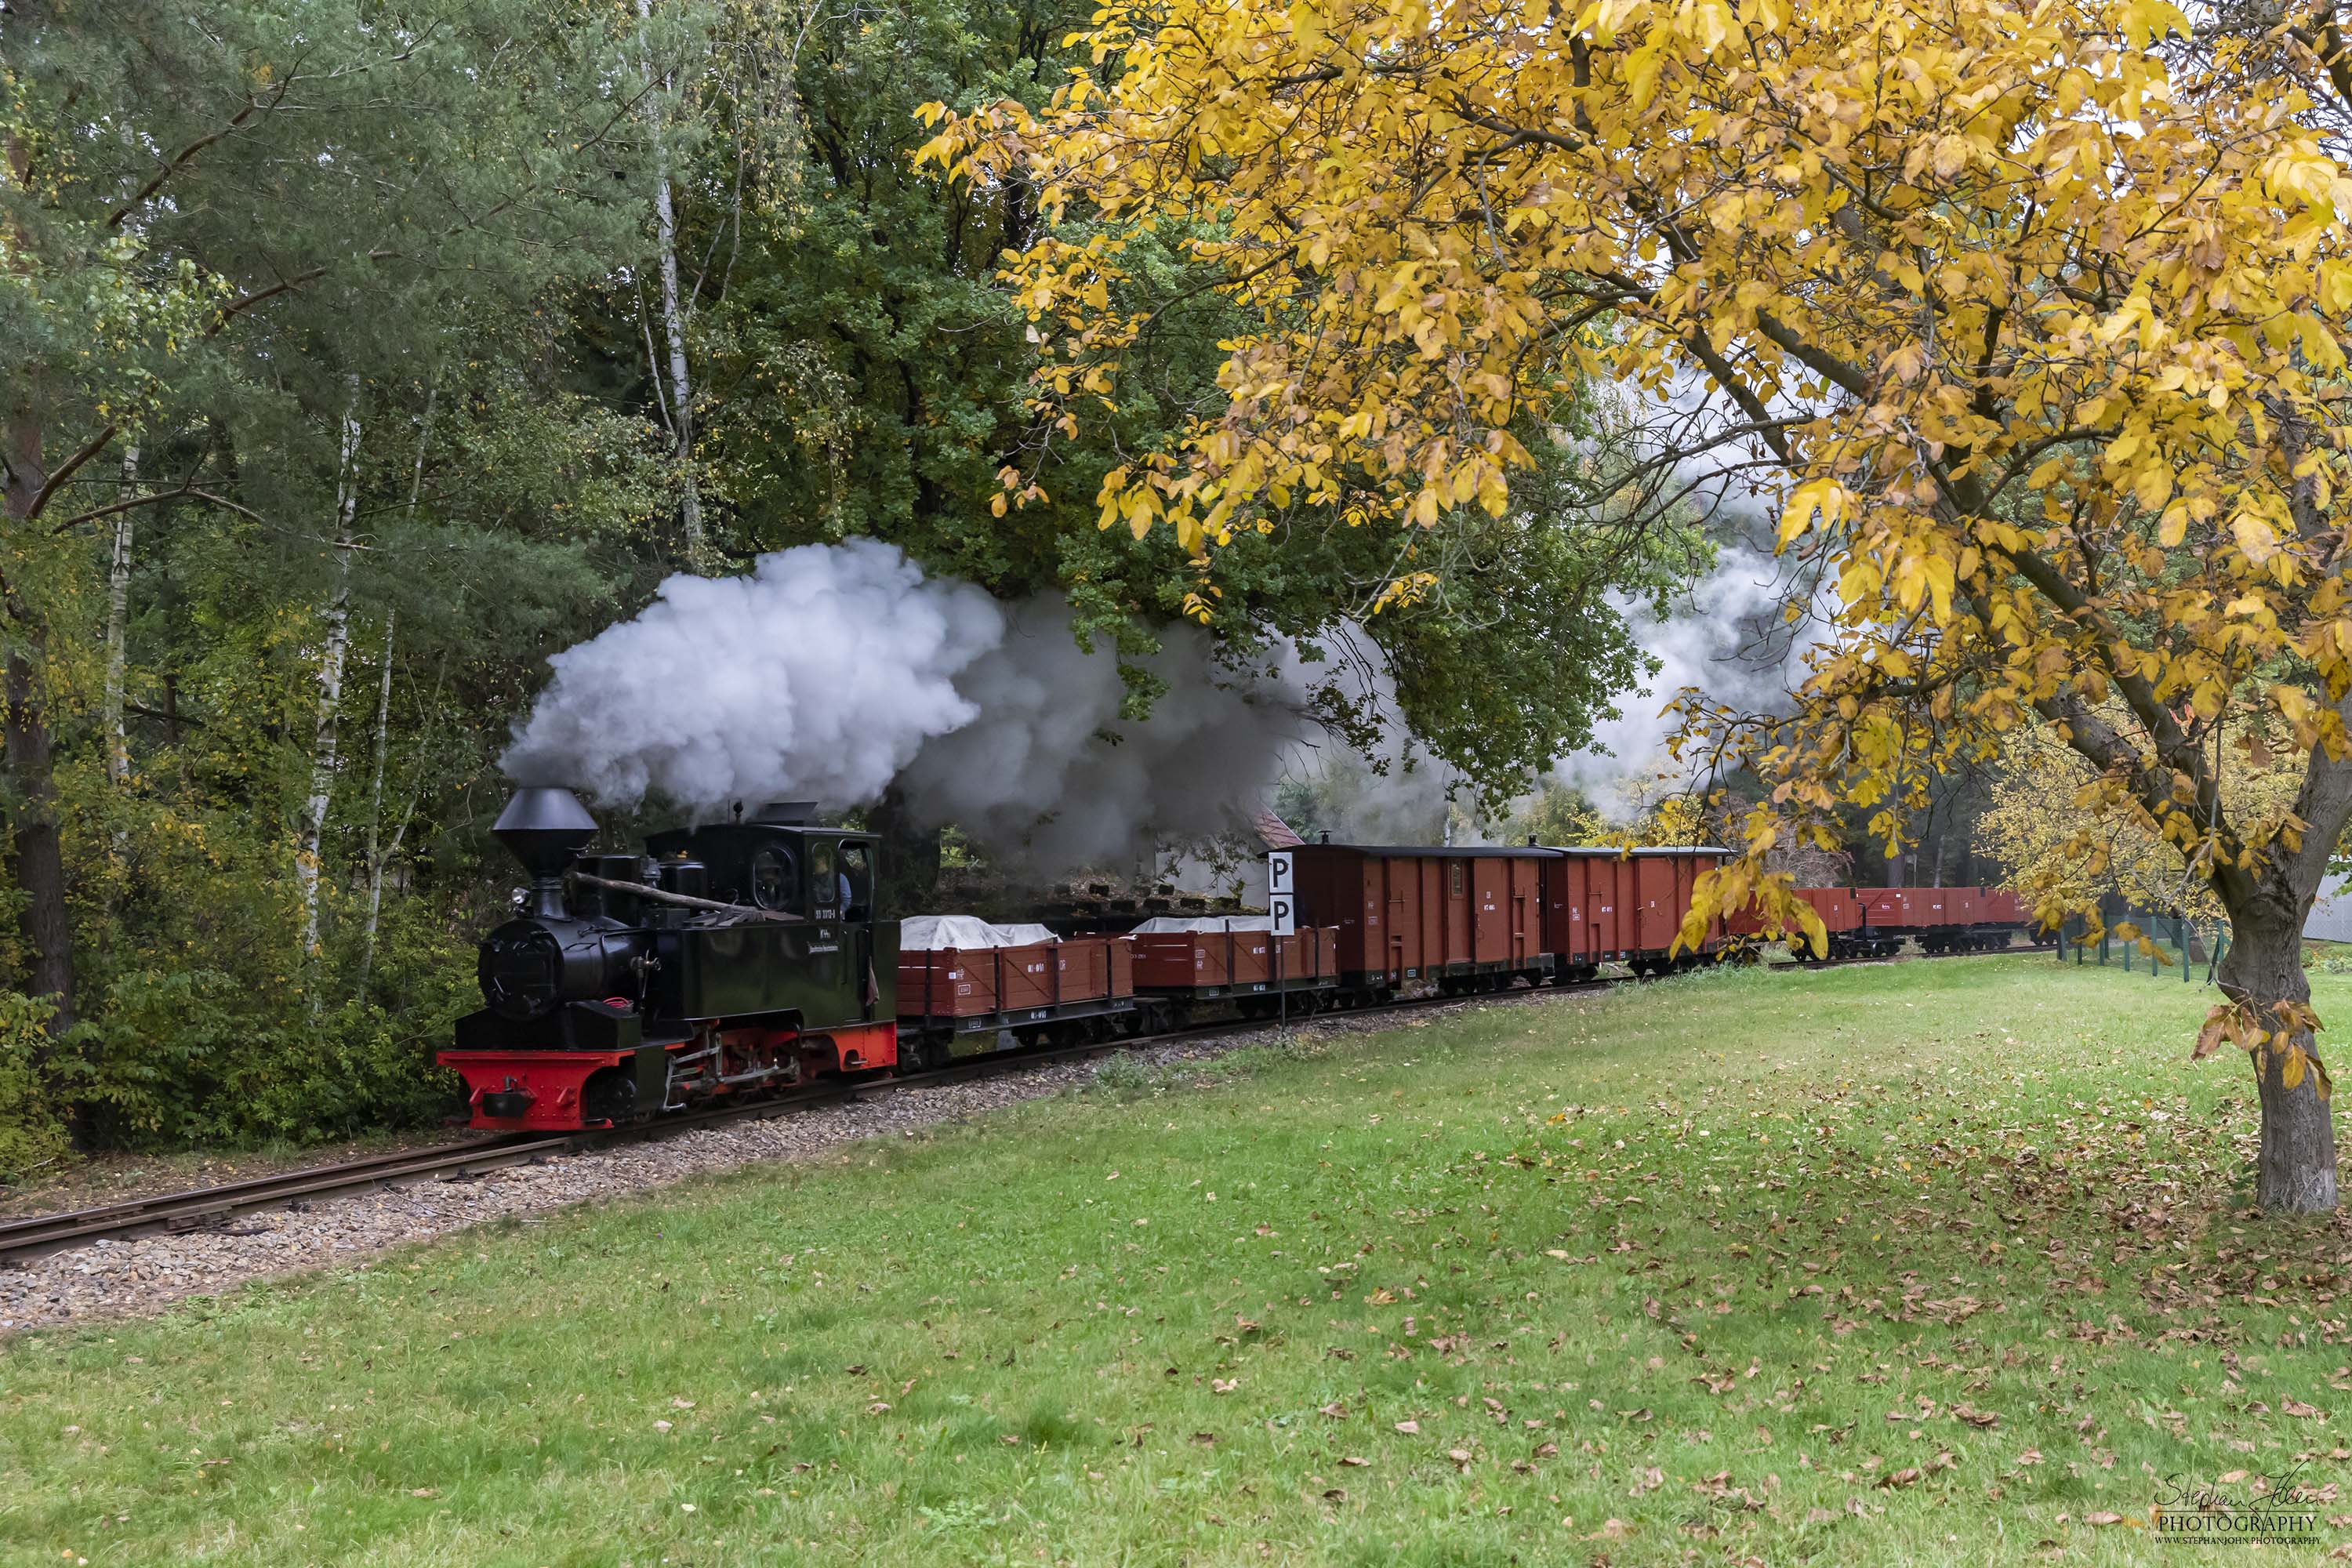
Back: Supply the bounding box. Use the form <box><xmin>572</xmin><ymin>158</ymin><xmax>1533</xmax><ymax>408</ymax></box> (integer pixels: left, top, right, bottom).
<box><xmin>899</xmin><ymin>915</ymin><xmax>1062</xmax><ymax>951</ymax></box>
<box><xmin>1128</xmin><ymin>916</ymin><xmax>1273</xmax><ymax>934</ymax></box>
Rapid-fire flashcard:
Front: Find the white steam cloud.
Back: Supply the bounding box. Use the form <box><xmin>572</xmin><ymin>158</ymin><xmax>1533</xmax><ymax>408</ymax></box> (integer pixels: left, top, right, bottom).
<box><xmin>503</xmin><ymin>542</ymin><xmax>1308</xmax><ymax>873</ymax></box>
<box><xmin>1548</xmin><ymin>546</ymin><xmax>1821</xmax><ymax>818</ymax></box>
<box><xmin>503</xmin><ymin>540</ymin><xmax>1004</xmax><ymax>810</ymax></box>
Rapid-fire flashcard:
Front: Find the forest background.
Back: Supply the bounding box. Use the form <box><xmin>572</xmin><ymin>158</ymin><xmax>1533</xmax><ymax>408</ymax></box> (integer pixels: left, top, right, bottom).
<box><xmin>0</xmin><ymin>0</ymin><xmax>2053</xmax><ymax>1171</ymax></box>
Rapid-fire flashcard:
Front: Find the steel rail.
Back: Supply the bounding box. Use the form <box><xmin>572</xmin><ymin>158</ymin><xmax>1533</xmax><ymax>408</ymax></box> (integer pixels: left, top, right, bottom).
<box><xmin>0</xmin><ymin>942</ymin><xmax>2054</xmax><ymax>1264</ymax></box>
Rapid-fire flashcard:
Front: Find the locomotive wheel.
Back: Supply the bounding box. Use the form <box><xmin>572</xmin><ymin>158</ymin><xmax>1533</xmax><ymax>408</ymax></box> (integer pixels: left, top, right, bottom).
<box><xmin>582</xmin><ymin>1066</ymin><xmax>637</xmax><ymax>1126</ymax></box>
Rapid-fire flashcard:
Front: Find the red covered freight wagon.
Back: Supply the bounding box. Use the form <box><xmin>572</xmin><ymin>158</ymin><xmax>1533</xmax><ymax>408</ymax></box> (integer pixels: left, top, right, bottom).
<box><xmin>1284</xmin><ymin>844</ymin><xmax>1552</xmax><ymax>996</ymax></box>
<box><xmin>1541</xmin><ymin>847</ymin><xmax>1728</xmax><ymax>978</ymax></box>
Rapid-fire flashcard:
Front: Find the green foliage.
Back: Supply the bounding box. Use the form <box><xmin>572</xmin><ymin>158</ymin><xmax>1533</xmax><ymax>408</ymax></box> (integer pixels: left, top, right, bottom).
<box><xmin>0</xmin><ymin>993</ymin><xmax>71</xmax><ymax>1180</ymax></box>
<box><xmin>0</xmin><ymin>0</ymin><xmax>657</xmax><ymax>1163</ymax></box>
<box><xmin>1493</xmin><ymin>779</ymin><xmax>1611</xmax><ymax>847</ymax></box>
<box><xmin>66</xmin><ymin>970</ymin><xmax>281</xmax><ymax>1145</ymax></box>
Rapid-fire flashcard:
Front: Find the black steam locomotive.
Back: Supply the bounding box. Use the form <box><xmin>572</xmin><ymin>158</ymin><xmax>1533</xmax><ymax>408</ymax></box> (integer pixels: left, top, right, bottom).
<box><xmin>440</xmin><ymin>788</ymin><xmax>902</xmax><ymax>1129</ymax></box>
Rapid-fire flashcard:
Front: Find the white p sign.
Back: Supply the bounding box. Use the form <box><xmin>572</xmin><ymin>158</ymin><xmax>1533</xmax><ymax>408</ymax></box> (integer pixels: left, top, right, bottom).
<box><xmin>1269</xmin><ymin>893</ymin><xmax>1298</xmax><ymax>936</ymax></box>
<box><xmin>1267</xmin><ymin>850</ymin><xmax>1294</xmax><ymax>896</ymax></box>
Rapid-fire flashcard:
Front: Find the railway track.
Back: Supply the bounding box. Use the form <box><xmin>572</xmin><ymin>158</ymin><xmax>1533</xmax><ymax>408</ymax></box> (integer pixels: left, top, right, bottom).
<box><xmin>0</xmin><ymin>942</ymin><xmax>2054</xmax><ymax>1265</ymax></box>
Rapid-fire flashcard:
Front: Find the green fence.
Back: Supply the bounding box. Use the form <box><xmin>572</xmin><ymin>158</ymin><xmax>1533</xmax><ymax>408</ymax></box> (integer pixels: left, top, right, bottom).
<box><xmin>2053</xmin><ymin>913</ymin><xmax>2227</xmax><ymax>984</ymax></box>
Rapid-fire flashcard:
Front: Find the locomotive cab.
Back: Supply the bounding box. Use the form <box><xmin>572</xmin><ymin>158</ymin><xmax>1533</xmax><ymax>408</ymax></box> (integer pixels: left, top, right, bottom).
<box><xmin>642</xmin><ymin>801</ymin><xmax>898</xmax><ymax>1033</ymax></box>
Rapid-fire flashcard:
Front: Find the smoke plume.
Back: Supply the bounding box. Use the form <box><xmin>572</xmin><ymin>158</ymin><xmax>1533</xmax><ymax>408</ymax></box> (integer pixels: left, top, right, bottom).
<box><xmin>503</xmin><ymin>542</ymin><xmax>1308</xmax><ymax>872</ymax></box>
<box><xmin>897</xmin><ymin>600</ymin><xmax>1307</xmax><ymax>869</ymax></box>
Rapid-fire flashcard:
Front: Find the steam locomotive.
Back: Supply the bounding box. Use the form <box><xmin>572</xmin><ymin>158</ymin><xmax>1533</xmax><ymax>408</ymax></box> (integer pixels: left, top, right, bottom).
<box><xmin>441</xmin><ymin>789</ymin><xmax>901</xmax><ymax>1131</ymax></box>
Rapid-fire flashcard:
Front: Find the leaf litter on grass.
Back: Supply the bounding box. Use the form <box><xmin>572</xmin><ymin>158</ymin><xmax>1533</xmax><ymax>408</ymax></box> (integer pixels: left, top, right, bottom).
<box><xmin>8</xmin><ymin>959</ymin><xmax>2352</xmax><ymax>1564</ymax></box>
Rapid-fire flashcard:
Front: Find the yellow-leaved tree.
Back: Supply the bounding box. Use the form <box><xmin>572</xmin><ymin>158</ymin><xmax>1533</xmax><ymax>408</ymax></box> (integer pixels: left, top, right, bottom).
<box><xmin>920</xmin><ymin>0</ymin><xmax>2352</xmax><ymax>1210</ymax></box>
<box><xmin>1977</xmin><ymin>713</ymin><xmax>2310</xmax><ymax>932</ymax></box>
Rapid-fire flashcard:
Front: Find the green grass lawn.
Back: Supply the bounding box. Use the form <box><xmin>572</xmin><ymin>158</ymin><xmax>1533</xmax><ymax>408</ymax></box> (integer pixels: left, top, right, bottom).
<box><xmin>8</xmin><ymin>956</ymin><xmax>2352</xmax><ymax>1566</ymax></box>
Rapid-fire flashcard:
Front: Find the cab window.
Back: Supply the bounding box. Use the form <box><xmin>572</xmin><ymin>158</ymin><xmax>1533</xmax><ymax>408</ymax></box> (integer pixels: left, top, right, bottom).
<box><xmin>809</xmin><ymin>840</ymin><xmax>837</xmax><ymax>916</ymax></box>
<box><xmin>750</xmin><ymin>844</ymin><xmax>799</xmax><ymax>913</ymax></box>
<box><xmin>839</xmin><ymin>842</ymin><xmax>873</xmax><ymax>920</ymax></box>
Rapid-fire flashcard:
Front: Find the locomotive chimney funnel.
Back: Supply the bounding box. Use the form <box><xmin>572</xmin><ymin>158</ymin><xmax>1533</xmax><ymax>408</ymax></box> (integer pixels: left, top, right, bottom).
<box><xmin>493</xmin><ymin>787</ymin><xmax>598</xmax><ymax>916</ymax></box>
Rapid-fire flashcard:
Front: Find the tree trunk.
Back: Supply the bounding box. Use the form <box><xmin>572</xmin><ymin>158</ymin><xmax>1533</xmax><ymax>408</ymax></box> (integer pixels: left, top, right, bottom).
<box><xmin>297</xmin><ymin>394</ymin><xmax>363</xmax><ymax>970</ymax></box>
<box><xmin>2</xmin><ymin>639</ymin><xmax>72</xmax><ymax>1037</ymax></box>
<box><xmin>104</xmin><ymin>444</ymin><xmax>136</xmax><ymax>786</ymax></box>
<box><xmin>2</xmin><ymin>408</ymin><xmax>77</xmax><ymax>1042</ymax></box>
<box><xmin>358</xmin><ymin>611</ymin><xmax>395</xmax><ymax>997</ymax></box>
<box><xmin>636</xmin><ymin>0</ymin><xmax>705</xmax><ymax>565</ymax></box>
<box><xmin>405</xmin><ymin>383</ymin><xmax>435</xmax><ymax>519</ymax></box>
<box><xmin>2219</xmin><ymin>903</ymin><xmax>2339</xmax><ymax>1214</ymax></box>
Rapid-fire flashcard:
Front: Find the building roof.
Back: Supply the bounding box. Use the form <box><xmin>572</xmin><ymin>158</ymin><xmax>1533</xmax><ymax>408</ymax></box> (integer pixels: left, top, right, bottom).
<box><xmin>1253</xmin><ymin>806</ymin><xmax>1305</xmax><ymax>850</ymax></box>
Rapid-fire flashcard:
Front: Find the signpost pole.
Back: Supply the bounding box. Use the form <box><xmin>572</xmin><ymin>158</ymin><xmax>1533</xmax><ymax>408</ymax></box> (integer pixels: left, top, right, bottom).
<box><xmin>1269</xmin><ymin>851</ymin><xmax>1297</xmax><ymax>1029</ymax></box>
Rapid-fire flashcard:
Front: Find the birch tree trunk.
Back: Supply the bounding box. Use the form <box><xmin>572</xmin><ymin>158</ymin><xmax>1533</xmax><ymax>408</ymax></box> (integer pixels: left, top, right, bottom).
<box><xmin>405</xmin><ymin>382</ymin><xmax>435</xmax><ymax>519</ymax></box>
<box><xmin>637</xmin><ymin>0</ymin><xmax>705</xmax><ymax>565</ymax></box>
<box><xmin>103</xmin><ymin>443</ymin><xmax>136</xmax><ymax>786</ymax></box>
<box><xmin>297</xmin><ymin>394</ymin><xmax>363</xmax><ymax>969</ymax></box>
<box><xmin>358</xmin><ymin>611</ymin><xmax>395</xmax><ymax>997</ymax></box>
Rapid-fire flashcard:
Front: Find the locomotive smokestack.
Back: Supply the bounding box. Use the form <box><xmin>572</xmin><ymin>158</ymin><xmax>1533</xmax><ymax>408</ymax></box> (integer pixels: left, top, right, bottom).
<box><xmin>493</xmin><ymin>787</ymin><xmax>598</xmax><ymax>916</ymax></box>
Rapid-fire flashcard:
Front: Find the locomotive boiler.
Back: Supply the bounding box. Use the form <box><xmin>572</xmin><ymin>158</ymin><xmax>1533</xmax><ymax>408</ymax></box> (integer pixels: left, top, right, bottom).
<box><xmin>439</xmin><ymin>789</ymin><xmax>898</xmax><ymax>1130</ymax></box>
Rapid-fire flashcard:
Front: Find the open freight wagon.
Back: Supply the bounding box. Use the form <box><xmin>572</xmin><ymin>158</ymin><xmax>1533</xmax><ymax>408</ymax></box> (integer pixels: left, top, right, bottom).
<box><xmin>1127</xmin><ymin>917</ymin><xmax>1341</xmax><ymax>1019</ymax></box>
<box><xmin>1726</xmin><ymin>886</ymin><xmax>2030</xmax><ymax>958</ymax></box>
<box><xmin>895</xmin><ymin>916</ymin><xmax>1138</xmax><ymax>1068</ymax></box>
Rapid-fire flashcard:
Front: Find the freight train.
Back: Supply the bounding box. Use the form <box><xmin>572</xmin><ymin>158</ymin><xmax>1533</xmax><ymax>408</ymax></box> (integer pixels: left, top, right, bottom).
<box><xmin>439</xmin><ymin>788</ymin><xmax>2030</xmax><ymax>1131</ymax></box>
<box><xmin>1722</xmin><ymin>885</ymin><xmax>2027</xmax><ymax>960</ymax></box>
